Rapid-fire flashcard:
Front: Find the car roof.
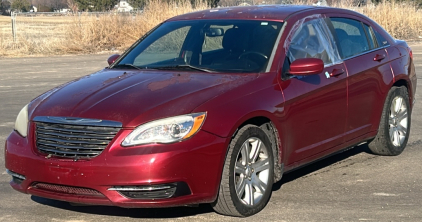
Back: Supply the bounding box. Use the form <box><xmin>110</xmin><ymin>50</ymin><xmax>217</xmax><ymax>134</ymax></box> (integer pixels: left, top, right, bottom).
<box><xmin>167</xmin><ymin>5</ymin><xmax>319</xmax><ymax>22</ymax></box>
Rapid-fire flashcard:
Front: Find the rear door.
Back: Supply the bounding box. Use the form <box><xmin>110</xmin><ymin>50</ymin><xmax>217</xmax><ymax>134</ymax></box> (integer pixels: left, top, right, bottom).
<box><xmin>327</xmin><ymin>17</ymin><xmax>394</xmax><ymax>142</ymax></box>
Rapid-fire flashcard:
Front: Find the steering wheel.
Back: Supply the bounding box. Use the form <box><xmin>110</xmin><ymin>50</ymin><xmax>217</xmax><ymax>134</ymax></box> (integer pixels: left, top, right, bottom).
<box><xmin>238</xmin><ymin>51</ymin><xmax>268</xmax><ymax>60</ymax></box>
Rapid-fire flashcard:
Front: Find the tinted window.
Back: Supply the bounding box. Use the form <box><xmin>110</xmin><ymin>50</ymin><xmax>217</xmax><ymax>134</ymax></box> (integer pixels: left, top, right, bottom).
<box><xmin>363</xmin><ymin>24</ymin><xmax>376</xmax><ymax>49</ymax></box>
<box><xmin>202</xmin><ymin>25</ymin><xmax>231</xmax><ymax>52</ymax></box>
<box><xmin>134</xmin><ymin>26</ymin><xmax>191</xmax><ymax>66</ymax></box>
<box><xmin>331</xmin><ymin>18</ymin><xmax>370</xmax><ymax>58</ymax></box>
<box><xmin>374</xmin><ymin>29</ymin><xmax>389</xmax><ymax>47</ymax></box>
<box><xmin>118</xmin><ymin>20</ymin><xmax>282</xmax><ymax>73</ymax></box>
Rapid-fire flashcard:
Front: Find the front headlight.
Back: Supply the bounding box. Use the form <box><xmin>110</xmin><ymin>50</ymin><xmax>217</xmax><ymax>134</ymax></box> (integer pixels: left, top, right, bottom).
<box><xmin>14</xmin><ymin>104</ymin><xmax>29</xmax><ymax>137</ymax></box>
<box><xmin>122</xmin><ymin>112</ymin><xmax>206</xmax><ymax>146</ymax></box>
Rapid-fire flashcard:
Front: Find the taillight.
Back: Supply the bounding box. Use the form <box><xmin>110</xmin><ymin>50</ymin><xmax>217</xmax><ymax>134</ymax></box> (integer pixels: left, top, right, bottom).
<box><xmin>408</xmin><ymin>47</ymin><xmax>413</xmax><ymax>60</ymax></box>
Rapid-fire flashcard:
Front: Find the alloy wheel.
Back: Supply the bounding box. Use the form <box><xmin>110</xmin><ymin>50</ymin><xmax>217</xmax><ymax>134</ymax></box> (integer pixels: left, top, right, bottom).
<box><xmin>389</xmin><ymin>96</ymin><xmax>408</xmax><ymax>147</ymax></box>
<box><xmin>234</xmin><ymin>137</ymin><xmax>270</xmax><ymax>206</ymax></box>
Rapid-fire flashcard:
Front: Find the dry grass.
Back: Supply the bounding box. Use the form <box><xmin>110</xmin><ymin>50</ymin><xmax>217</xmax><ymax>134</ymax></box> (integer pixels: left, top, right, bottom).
<box><xmin>0</xmin><ymin>0</ymin><xmax>421</xmax><ymax>57</ymax></box>
<box><xmin>357</xmin><ymin>1</ymin><xmax>422</xmax><ymax>40</ymax></box>
<box><xmin>293</xmin><ymin>0</ymin><xmax>422</xmax><ymax>40</ymax></box>
<box><xmin>0</xmin><ymin>0</ymin><xmax>208</xmax><ymax>57</ymax></box>
<box><xmin>64</xmin><ymin>0</ymin><xmax>208</xmax><ymax>53</ymax></box>
<box><xmin>0</xmin><ymin>16</ymin><xmax>73</xmax><ymax>55</ymax></box>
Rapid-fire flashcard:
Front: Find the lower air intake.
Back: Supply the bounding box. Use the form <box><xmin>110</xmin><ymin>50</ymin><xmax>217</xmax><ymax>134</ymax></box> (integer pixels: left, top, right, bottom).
<box><xmin>32</xmin><ymin>182</ymin><xmax>104</xmax><ymax>197</ymax></box>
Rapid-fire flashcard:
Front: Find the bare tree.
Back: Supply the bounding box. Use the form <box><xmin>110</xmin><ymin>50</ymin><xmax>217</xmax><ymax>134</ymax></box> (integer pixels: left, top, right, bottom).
<box><xmin>67</xmin><ymin>0</ymin><xmax>78</xmax><ymax>12</ymax></box>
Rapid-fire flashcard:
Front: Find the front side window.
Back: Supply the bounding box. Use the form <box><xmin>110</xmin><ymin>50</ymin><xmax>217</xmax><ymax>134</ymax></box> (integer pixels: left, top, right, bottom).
<box><xmin>117</xmin><ymin>20</ymin><xmax>283</xmax><ymax>73</ymax></box>
<box><xmin>330</xmin><ymin>18</ymin><xmax>370</xmax><ymax>58</ymax></box>
<box><xmin>285</xmin><ymin>15</ymin><xmax>342</xmax><ymax>67</ymax></box>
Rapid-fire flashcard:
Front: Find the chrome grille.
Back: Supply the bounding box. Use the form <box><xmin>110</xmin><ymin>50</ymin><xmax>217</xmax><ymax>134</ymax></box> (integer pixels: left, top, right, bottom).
<box><xmin>34</xmin><ymin>116</ymin><xmax>122</xmax><ymax>159</ymax></box>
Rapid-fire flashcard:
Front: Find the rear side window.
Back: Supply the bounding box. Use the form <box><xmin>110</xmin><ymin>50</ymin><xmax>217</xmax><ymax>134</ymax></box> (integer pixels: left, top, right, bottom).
<box><xmin>373</xmin><ymin>29</ymin><xmax>389</xmax><ymax>47</ymax></box>
<box><xmin>330</xmin><ymin>18</ymin><xmax>370</xmax><ymax>59</ymax></box>
<box><xmin>363</xmin><ymin>24</ymin><xmax>376</xmax><ymax>49</ymax></box>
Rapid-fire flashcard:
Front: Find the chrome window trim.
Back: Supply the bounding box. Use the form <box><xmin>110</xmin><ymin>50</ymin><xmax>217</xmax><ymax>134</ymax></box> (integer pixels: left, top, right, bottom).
<box><xmin>342</xmin><ymin>45</ymin><xmax>389</xmax><ymax>61</ymax></box>
<box><xmin>266</xmin><ymin>21</ymin><xmax>287</xmax><ymax>73</ymax></box>
<box><xmin>33</xmin><ymin>116</ymin><xmax>122</xmax><ymax>128</ymax></box>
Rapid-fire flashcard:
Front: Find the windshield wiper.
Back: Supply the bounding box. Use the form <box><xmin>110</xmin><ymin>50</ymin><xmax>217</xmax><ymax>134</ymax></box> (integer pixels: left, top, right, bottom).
<box><xmin>153</xmin><ymin>64</ymin><xmax>216</xmax><ymax>73</ymax></box>
<box><xmin>112</xmin><ymin>64</ymin><xmax>143</xmax><ymax>70</ymax></box>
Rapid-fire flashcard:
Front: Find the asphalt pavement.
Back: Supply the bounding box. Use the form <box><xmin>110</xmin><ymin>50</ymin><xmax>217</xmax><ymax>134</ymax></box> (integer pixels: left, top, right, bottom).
<box><xmin>0</xmin><ymin>44</ymin><xmax>422</xmax><ymax>221</ymax></box>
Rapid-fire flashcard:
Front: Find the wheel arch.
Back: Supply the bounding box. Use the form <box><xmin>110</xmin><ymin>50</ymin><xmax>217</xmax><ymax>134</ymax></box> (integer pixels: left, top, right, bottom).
<box><xmin>392</xmin><ymin>78</ymin><xmax>412</xmax><ymax>109</ymax></box>
<box><xmin>232</xmin><ymin>115</ymin><xmax>283</xmax><ymax>183</ymax></box>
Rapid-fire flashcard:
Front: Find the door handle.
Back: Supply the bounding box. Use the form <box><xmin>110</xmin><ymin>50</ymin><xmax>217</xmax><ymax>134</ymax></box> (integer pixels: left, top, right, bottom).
<box><xmin>330</xmin><ymin>69</ymin><xmax>345</xmax><ymax>77</ymax></box>
<box><xmin>373</xmin><ymin>54</ymin><xmax>386</xmax><ymax>62</ymax></box>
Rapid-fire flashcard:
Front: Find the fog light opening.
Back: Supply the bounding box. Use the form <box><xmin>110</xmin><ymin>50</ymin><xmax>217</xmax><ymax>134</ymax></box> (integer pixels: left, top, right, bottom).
<box><xmin>6</xmin><ymin>169</ymin><xmax>26</xmax><ymax>184</ymax></box>
<box><xmin>108</xmin><ymin>182</ymin><xmax>191</xmax><ymax>199</ymax></box>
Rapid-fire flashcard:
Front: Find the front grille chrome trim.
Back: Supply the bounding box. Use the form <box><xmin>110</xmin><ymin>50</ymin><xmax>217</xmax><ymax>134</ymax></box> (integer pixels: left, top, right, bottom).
<box><xmin>33</xmin><ymin>116</ymin><xmax>122</xmax><ymax>128</ymax></box>
<box><xmin>34</xmin><ymin>116</ymin><xmax>122</xmax><ymax>159</ymax></box>
<box><xmin>37</xmin><ymin>146</ymin><xmax>101</xmax><ymax>156</ymax></box>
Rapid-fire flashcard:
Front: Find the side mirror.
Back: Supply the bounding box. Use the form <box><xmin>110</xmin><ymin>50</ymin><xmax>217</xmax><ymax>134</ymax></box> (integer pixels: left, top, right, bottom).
<box><xmin>107</xmin><ymin>54</ymin><xmax>120</xmax><ymax>65</ymax></box>
<box><xmin>289</xmin><ymin>58</ymin><xmax>324</xmax><ymax>76</ymax></box>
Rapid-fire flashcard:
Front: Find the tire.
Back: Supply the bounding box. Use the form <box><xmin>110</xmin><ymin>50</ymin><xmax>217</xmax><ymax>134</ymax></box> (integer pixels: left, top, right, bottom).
<box><xmin>212</xmin><ymin>124</ymin><xmax>274</xmax><ymax>217</ymax></box>
<box><xmin>368</xmin><ymin>86</ymin><xmax>411</xmax><ymax>156</ymax></box>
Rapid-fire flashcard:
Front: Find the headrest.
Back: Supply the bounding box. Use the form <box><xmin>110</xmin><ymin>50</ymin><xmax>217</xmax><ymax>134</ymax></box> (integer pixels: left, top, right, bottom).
<box><xmin>222</xmin><ymin>28</ymin><xmax>248</xmax><ymax>52</ymax></box>
<box><xmin>251</xmin><ymin>25</ymin><xmax>278</xmax><ymax>55</ymax></box>
<box><xmin>335</xmin><ymin>28</ymin><xmax>349</xmax><ymax>40</ymax></box>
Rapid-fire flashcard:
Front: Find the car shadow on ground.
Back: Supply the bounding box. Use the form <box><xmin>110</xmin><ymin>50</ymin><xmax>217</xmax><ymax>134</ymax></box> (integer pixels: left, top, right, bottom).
<box><xmin>273</xmin><ymin>143</ymin><xmax>373</xmax><ymax>191</ymax></box>
<box><xmin>31</xmin><ymin>144</ymin><xmax>373</xmax><ymax>218</ymax></box>
<box><xmin>31</xmin><ymin>195</ymin><xmax>215</xmax><ymax>218</ymax></box>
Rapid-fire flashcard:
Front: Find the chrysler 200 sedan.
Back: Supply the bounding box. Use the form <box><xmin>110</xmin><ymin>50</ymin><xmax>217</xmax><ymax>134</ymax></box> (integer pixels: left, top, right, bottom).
<box><xmin>5</xmin><ymin>5</ymin><xmax>417</xmax><ymax>217</ymax></box>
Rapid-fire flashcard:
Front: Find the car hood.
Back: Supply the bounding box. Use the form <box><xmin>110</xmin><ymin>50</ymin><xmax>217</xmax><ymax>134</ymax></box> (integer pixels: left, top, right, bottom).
<box><xmin>29</xmin><ymin>69</ymin><xmax>258</xmax><ymax>128</ymax></box>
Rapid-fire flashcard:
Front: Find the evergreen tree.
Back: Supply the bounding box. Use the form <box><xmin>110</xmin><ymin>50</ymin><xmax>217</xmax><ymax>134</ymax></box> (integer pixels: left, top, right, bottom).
<box><xmin>129</xmin><ymin>0</ymin><xmax>145</xmax><ymax>9</ymax></box>
<box><xmin>206</xmin><ymin>0</ymin><xmax>219</xmax><ymax>7</ymax></box>
<box><xmin>93</xmin><ymin>0</ymin><xmax>118</xmax><ymax>11</ymax></box>
<box><xmin>1</xmin><ymin>0</ymin><xmax>12</xmax><ymax>15</ymax></box>
<box><xmin>11</xmin><ymin>0</ymin><xmax>31</xmax><ymax>12</ymax></box>
<box><xmin>74</xmin><ymin>0</ymin><xmax>91</xmax><ymax>11</ymax></box>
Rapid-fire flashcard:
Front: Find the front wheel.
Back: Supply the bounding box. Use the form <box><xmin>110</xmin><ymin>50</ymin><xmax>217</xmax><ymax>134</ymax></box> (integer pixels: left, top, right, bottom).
<box><xmin>212</xmin><ymin>125</ymin><xmax>274</xmax><ymax>217</ymax></box>
<box><xmin>368</xmin><ymin>86</ymin><xmax>411</xmax><ymax>156</ymax></box>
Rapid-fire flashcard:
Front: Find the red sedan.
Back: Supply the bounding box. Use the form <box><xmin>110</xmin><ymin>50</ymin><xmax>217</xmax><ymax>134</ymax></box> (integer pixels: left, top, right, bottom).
<box><xmin>5</xmin><ymin>5</ymin><xmax>416</xmax><ymax>217</ymax></box>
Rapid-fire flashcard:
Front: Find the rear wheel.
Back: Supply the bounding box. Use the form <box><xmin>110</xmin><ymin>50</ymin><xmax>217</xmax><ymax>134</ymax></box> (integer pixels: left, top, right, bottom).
<box><xmin>368</xmin><ymin>86</ymin><xmax>411</xmax><ymax>156</ymax></box>
<box><xmin>212</xmin><ymin>125</ymin><xmax>274</xmax><ymax>217</ymax></box>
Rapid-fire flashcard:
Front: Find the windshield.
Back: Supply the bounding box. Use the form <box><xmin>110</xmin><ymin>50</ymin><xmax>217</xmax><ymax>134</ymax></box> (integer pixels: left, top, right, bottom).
<box><xmin>116</xmin><ymin>20</ymin><xmax>283</xmax><ymax>73</ymax></box>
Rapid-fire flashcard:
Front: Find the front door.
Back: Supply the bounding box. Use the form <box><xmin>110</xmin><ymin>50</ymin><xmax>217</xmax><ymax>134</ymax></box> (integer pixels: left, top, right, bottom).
<box><xmin>278</xmin><ymin>16</ymin><xmax>347</xmax><ymax>165</ymax></box>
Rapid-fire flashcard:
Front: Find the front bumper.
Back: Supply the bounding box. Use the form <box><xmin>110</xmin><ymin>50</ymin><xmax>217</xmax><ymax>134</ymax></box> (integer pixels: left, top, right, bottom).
<box><xmin>4</xmin><ymin>129</ymin><xmax>227</xmax><ymax>208</ymax></box>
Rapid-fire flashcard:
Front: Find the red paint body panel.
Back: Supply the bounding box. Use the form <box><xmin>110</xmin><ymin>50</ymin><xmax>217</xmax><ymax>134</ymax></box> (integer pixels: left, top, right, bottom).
<box><xmin>5</xmin><ymin>128</ymin><xmax>227</xmax><ymax>207</ymax></box>
<box><xmin>277</xmin><ymin>63</ymin><xmax>348</xmax><ymax>166</ymax></box>
<box><xmin>289</xmin><ymin>58</ymin><xmax>324</xmax><ymax>75</ymax></box>
<box><xmin>4</xmin><ymin>6</ymin><xmax>417</xmax><ymax>208</ymax></box>
<box><xmin>343</xmin><ymin>48</ymin><xmax>393</xmax><ymax>138</ymax></box>
<box><xmin>167</xmin><ymin>5</ymin><xmax>313</xmax><ymax>22</ymax></box>
<box><xmin>387</xmin><ymin>42</ymin><xmax>417</xmax><ymax>108</ymax></box>
<box><xmin>29</xmin><ymin>70</ymin><xmax>259</xmax><ymax>128</ymax></box>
